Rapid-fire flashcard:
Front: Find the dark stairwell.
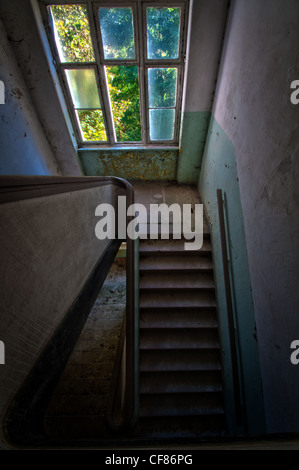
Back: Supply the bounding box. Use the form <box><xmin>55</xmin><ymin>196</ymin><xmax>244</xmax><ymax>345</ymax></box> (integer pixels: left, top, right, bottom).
<box><xmin>43</xmin><ymin>181</ymin><xmax>227</xmax><ymax>443</ymax></box>
<box><xmin>132</xmin><ymin>182</ymin><xmax>226</xmax><ymax>438</ymax></box>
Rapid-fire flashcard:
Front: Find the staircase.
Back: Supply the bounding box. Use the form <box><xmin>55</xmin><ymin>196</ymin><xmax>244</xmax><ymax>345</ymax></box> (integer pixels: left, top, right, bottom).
<box><xmin>136</xmin><ymin>227</ymin><xmax>226</xmax><ymax>438</ymax></box>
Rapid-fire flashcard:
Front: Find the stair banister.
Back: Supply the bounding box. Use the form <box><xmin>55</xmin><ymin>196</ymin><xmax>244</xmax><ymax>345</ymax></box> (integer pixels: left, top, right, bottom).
<box><xmin>217</xmin><ymin>188</ymin><xmax>243</xmax><ymax>427</ymax></box>
<box><xmin>0</xmin><ymin>175</ymin><xmax>139</xmax><ymax>439</ymax></box>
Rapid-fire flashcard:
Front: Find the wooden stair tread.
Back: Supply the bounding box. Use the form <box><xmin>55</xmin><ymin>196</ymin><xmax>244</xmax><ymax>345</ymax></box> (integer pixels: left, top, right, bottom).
<box><xmin>139</xmin><ymin>271</ymin><xmax>215</xmax><ymax>289</ymax></box>
<box><xmin>140</xmin><ymin>370</ymin><xmax>223</xmax><ymax>393</ymax></box>
<box><xmin>139</xmin><ymin>328</ymin><xmax>219</xmax><ymax>349</ymax></box>
<box><xmin>139</xmin><ymin>291</ymin><xmax>217</xmax><ymax>308</ymax></box>
<box><xmin>139</xmin><ymin>349</ymin><xmax>222</xmax><ymax>372</ymax></box>
<box><xmin>139</xmin><ymin>255</ymin><xmax>213</xmax><ymax>271</ymax></box>
<box><xmin>140</xmin><ymin>392</ymin><xmax>224</xmax><ymax>417</ymax></box>
<box><xmin>139</xmin><ymin>308</ymin><xmax>218</xmax><ymax>328</ymax></box>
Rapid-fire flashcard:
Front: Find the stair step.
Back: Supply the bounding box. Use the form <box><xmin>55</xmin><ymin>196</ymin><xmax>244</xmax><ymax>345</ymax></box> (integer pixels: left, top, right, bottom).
<box><xmin>140</xmin><ymin>349</ymin><xmax>221</xmax><ymax>372</ymax></box>
<box><xmin>139</xmin><ymin>291</ymin><xmax>217</xmax><ymax>308</ymax></box>
<box><xmin>140</xmin><ymin>370</ymin><xmax>223</xmax><ymax>393</ymax></box>
<box><xmin>139</xmin><ymin>392</ymin><xmax>224</xmax><ymax>417</ymax></box>
<box><xmin>139</xmin><ymin>238</ymin><xmax>211</xmax><ymax>254</ymax></box>
<box><xmin>139</xmin><ymin>328</ymin><xmax>219</xmax><ymax>350</ymax></box>
<box><xmin>139</xmin><ymin>308</ymin><xmax>218</xmax><ymax>328</ymax></box>
<box><xmin>132</xmin><ymin>415</ymin><xmax>226</xmax><ymax>438</ymax></box>
<box><xmin>139</xmin><ymin>271</ymin><xmax>214</xmax><ymax>290</ymax></box>
<box><xmin>137</xmin><ymin>224</ymin><xmax>210</xmax><ymax>239</ymax></box>
<box><xmin>139</xmin><ymin>255</ymin><xmax>213</xmax><ymax>271</ymax></box>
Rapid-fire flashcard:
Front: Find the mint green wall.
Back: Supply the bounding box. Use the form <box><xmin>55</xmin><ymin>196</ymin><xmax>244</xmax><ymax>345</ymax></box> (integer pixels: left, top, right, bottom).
<box><xmin>199</xmin><ymin>116</ymin><xmax>266</xmax><ymax>435</ymax></box>
<box><xmin>177</xmin><ymin>111</ymin><xmax>211</xmax><ymax>183</ymax></box>
<box><xmin>78</xmin><ymin>148</ymin><xmax>178</xmax><ymax>180</ymax></box>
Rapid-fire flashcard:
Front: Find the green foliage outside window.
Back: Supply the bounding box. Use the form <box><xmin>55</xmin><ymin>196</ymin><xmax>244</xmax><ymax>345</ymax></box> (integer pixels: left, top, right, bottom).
<box><xmin>107</xmin><ymin>66</ymin><xmax>141</xmax><ymax>142</ymax></box>
<box><xmin>51</xmin><ymin>5</ymin><xmax>94</xmax><ymax>62</ymax></box>
<box><xmin>51</xmin><ymin>5</ymin><xmax>181</xmax><ymax>142</ymax></box>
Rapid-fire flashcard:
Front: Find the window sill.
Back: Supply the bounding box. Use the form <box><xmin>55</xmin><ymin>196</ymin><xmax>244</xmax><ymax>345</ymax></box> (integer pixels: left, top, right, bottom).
<box><xmin>77</xmin><ymin>145</ymin><xmax>180</xmax><ymax>152</ymax></box>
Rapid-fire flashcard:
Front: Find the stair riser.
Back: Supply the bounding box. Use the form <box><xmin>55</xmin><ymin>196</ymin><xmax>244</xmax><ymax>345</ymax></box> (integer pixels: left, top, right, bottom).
<box><xmin>140</xmin><ymin>350</ymin><xmax>222</xmax><ymax>372</ymax></box>
<box><xmin>139</xmin><ymin>255</ymin><xmax>214</xmax><ymax>272</ymax></box>
<box><xmin>140</xmin><ymin>309</ymin><xmax>218</xmax><ymax>329</ymax></box>
<box><xmin>140</xmin><ymin>393</ymin><xmax>224</xmax><ymax>417</ymax></box>
<box><xmin>140</xmin><ymin>371</ymin><xmax>223</xmax><ymax>394</ymax></box>
<box><xmin>139</xmin><ymin>294</ymin><xmax>217</xmax><ymax>309</ymax></box>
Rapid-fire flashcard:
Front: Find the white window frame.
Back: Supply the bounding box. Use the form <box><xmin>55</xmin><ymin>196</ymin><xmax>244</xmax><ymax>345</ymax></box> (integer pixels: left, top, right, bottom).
<box><xmin>39</xmin><ymin>0</ymin><xmax>189</xmax><ymax>148</ymax></box>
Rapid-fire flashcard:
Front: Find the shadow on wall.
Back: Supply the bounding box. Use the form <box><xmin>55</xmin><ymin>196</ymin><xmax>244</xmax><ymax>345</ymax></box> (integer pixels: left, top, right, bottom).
<box><xmin>198</xmin><ymin>115</ymin><xmax>266</xmax><ymax>436</ymax></box>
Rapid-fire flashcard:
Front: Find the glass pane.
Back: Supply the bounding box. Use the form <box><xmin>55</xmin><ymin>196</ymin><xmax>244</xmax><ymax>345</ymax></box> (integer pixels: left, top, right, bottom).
<box><xmin>106</xmin><ymin>66</ymin><xmax>141</xmax><ymax>142</ymax></box>
<box><xmin>149</xmin><ymin>109</ymin><xmax>175</xmax><ymax>141</ymax></box>
<box><xmin>99</xmin><ymin>8</ymin><xmax>135</xmax><ymax>60</ymax></box>
<box><xmin>50</xmin><ymin>5</ymin><xmax>95</xmax><ymax>63</ymax></box>
<box><xmin>147</xmin><ymin>7</ymin><xmax>181</xmax><ymax>59</ymax></box>
<box><xmin>65</xmin><ymin>69</ymin><xmax>101</xmax><ymax>109</ymax></box>
<box><xmin>148</xmin><ymin>68</ymin><xmax>177</xmax><ymax>108</ymax></box>
<box><xmin>77</xmin><ymin>110</ymin><xmax>107</xmax><ymax>141</ymax></box>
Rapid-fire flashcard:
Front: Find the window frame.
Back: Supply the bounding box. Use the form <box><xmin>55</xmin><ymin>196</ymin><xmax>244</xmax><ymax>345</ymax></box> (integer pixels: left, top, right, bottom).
<box><xmin>39</xmin><ymin>0</ymin><xmax>189</xmax><ymax>148</ymax></box>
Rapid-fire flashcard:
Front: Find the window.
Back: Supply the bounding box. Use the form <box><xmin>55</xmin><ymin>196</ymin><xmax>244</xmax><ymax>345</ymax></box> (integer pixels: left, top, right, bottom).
<box><xmin>42</xmin><ymin>1</ymin><xmax>189</xmax><ymax>147</ymax></box>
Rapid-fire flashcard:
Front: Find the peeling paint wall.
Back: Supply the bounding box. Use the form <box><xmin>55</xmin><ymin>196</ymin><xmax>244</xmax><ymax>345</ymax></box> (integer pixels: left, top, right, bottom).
<box><xmin>78</xmin><ymin>149</ymin><xmax>178</xmax><ymax>181</ymax></box>
<box><xmin>199</xmin><ymin>117</ymin><xmax>266</xmax><ymax>435</ymax></box>
<box><xmin>0</xmin><ymin>0</ymin><xmax>82</xmax><ymax>176</ymax></box>
<box><xmin>0</xmin><ymin>18</ymin><xmax>60</xmax><ymax>176</ymax></box>
<box><xmin>200</xmin><ymin>0</ymin><xmax>299</xmax><ymax>434</ymax></box>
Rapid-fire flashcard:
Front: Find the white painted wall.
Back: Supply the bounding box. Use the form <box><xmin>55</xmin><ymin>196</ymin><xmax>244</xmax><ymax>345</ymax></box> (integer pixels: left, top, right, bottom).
<box><xmin>213</xmin><ymin>0</ymin><xmax>299</xmax><ymax>433</ymax></box>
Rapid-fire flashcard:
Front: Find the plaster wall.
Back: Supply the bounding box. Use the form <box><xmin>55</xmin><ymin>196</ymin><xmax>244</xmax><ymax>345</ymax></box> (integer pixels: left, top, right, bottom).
<box><xmin>177</xmin><ymin>0</ymin><xmax>230</xmax><ymax>183</ymax></box>
<box><xmin>79</xmin><ymin>148</ymin><xmax>178</xmax><ymax>180</ymax></box>
<box><xmin>201</xmin><ymin>0</ymin><xmax>299</xmax><ymax>433</ymax></box>
<box><xmin>0</xmin><ymin>0</ymin><xmax>82</xmax><ymax>176</ymax></box>
<box><xmin>0</xmin><ymin>18</ymin><xmax>60</xmax><ymax>176</ymax></box>
<box><xmin>199</xmin><ymin>118</ymin><xmax>266</xmax><ymax>435</ymax></box>
<box><xmin>0</xmin><ymin>184</ymin><xmax>118</xmax><ymax>448</ymax></box>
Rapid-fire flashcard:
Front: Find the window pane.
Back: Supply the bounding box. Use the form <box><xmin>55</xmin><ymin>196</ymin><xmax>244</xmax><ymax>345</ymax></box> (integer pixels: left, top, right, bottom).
<box><xmin>50</xmin><ymin>5</ymin><xmax>95</xmax><ymax>63</ymax></box>
<box><xmin>106</xmin><ymin>66</ymin><xmax>141</xmax><ymax>142</ymax></box>
<box><xmin>77</xmin><ymin>110</ymin><xmax>107</xmax><ymax>141</ymax></box>
<box><xmin>99</xmin><ymin>8</ymin><xmax>135</xmax><ymax>60</ymax></box>
<box><xmin>146</xmin><ymin>7</ymin><xmax>181</xmax><ymax>59</ymax></box>
<box><xmin>148</xmin><ymin>68</ymin><xmax>177</xmax><ymax>108</ymax></box>
<box><xmin>65</xmin><ymin>69</ymin><xmax>101</xmax><ymax>109</ymax></box>
<box><xmin>149</xmin><ymin>109</ymin><xmax>175</xmax><ymax>141</ymax></box>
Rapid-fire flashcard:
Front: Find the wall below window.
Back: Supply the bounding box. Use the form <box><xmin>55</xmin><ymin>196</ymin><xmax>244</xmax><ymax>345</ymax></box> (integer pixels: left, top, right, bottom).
<box><xmin>78</xmin><ymin>148</ymin><xmax>178</xmax><ymax>181</ymax></box>
<box><xmin>0</xmin><ymin>182</ymin><xmax>119</xmax><ymax>448</ymax></box>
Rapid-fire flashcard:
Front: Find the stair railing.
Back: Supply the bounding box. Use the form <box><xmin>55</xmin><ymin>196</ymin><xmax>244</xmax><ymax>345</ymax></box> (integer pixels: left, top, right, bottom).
<box><xmin>119</xmin><ymin>179</ymin><xmax>139</xmax><ymax>429</ymax></box>
<box><xmin>217</xmin><ymin>188</ymin><xmax>243</xmax><ymax>427</ymax></box>
<box><xmin>0</xmin><ymin>175</ymin><xmax>139</xmax><ymax>437</ymax></box>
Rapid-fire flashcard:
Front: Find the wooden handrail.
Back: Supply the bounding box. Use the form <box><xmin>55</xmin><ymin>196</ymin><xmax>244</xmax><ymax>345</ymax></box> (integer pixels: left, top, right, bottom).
<box><xmin>217</xmin><ymin>189</ymin><xmax>243</xmax><ymax>427</ymax></box>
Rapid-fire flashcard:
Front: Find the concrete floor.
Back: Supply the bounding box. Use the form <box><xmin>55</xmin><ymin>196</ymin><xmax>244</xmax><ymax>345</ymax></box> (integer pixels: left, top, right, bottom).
<box><xmin>132</xmin><ymin>180</ymin><xmax>202</xmax><ymax>209</ymax></box>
